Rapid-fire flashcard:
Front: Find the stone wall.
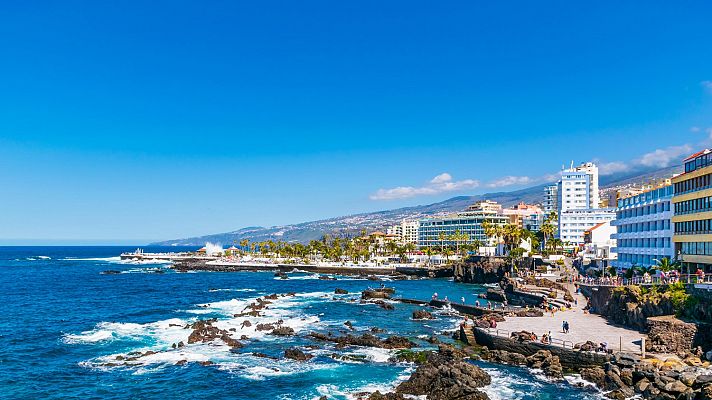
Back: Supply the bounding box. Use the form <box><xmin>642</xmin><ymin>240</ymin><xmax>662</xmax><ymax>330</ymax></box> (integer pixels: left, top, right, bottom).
<box><xmin>646</xmin><ymin>316</ymin><xmax>697</xmax><ymax>353</ymax></box>
<box><xmin>471</xmin><ymin>327</ymin><xmax>611</xmax><ymax>368</ymax></box>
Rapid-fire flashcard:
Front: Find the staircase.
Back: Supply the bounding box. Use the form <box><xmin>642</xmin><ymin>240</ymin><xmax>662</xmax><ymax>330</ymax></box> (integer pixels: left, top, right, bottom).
<box><xmin>519</xmin><ymin>285</ymin><xmax>571</xmax><ymax>309</ymax></box>
<box><xmin>460</xmin><ymin>325</ymin><xmax>477</xmax><ymax>345</ymax></box>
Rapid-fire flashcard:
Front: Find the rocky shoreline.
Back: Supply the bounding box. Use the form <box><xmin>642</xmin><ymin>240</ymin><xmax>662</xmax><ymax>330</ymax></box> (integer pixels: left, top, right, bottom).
<box><xmin>90</xmin><ymin>273</ymin><xmax>712</xmax><ymax>400</ymax></box>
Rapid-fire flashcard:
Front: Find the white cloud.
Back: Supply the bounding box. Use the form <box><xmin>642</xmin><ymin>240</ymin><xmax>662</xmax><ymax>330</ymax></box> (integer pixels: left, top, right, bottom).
<box><xmin>691</xmin><ymin>126</ymin><xmax>701</xmax><ymax>133</ymax></box>
<box><xmin>486</xmin><ymin>176</ymin><xmax>533</xmax><ymax>188</ymax></box>
<box><xmin>429</xmin><ymin>173</ymin><xmax>452</xmax><ymax>184</ymax></box>
<box><xmin>598</xmin><ymin>161</ymin><xmax>630</xmax><ymax>176</ymax></box>
<box><xmin>369</xmin><ymin>173</ymin><xmax>480</xmax><ymax>200</ymax></box>
<box><xmin>702</xmin><ymin>80</ymin><xmax>712</xmax><ymax>93</ymax></box>
<box><xmin>541</xmin><ymin>172</ymin><xmax>561</xmax><ymax>182</ymax></box>
<box><xmin>636</xmin><ymin>145</ymin><xmax>693</xmax><ymax>168</ymax></box>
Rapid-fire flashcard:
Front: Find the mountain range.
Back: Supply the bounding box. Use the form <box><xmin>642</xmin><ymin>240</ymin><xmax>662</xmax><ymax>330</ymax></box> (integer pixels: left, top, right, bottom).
<box><xmin>151</xmin><ymin>164</ymin><xmax>681</xmax><ymax>246</ymax></box>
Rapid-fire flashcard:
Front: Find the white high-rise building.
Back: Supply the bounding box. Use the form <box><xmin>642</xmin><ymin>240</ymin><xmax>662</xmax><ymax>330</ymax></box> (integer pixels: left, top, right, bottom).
<box><xmin>543</xmin><ymin>184</ymin><xmax>559</xmax><ymax>216</ymax></box>
<box><xmin>558</xmin><ymin>162</ymin><xmax>600</xmax><ymax>212</ymax></box>
<box><xmin>386</xmin><ymin>219</ymin><xmax>420</xmax><ymax>244</ymax></box>
<box><xmin>556</xmin><ymin>162</ymin><xmax>614</xmax><ymax>247</ymax></box>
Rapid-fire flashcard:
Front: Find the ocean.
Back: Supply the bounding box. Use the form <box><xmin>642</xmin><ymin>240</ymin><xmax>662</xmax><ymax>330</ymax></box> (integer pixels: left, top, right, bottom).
<box><xmin>0</xmin><ymin>246</ymin><xmax>603</xmax><ymax>399</ymax></box>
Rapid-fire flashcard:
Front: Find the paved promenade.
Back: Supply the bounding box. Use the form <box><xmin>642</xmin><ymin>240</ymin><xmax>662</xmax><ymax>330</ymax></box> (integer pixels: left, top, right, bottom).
<box><xmin>494</xmin><ymin>286</ymin><xmax>646</xmax><ymax>353</ymax></box>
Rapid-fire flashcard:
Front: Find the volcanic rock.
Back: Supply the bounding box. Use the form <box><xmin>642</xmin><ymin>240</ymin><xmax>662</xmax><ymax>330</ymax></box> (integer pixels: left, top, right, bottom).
<box><xmin>412</xmin><ymin>310</ymin><xmax>435</xmax><ymax>320</ymax></box>
<box><xmin>270</xmin><ymin>326</ymin><xmax>295</xmax><ymax>336</ymax></box>
<box><xmin>284</xmin><ymin>348</ymin><xmax>313</xmax><ymax>361</ymax></box>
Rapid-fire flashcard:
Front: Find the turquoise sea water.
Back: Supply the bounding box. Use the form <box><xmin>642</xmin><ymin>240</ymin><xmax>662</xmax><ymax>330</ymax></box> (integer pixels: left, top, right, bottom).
<box><xmin>0</xmin><ymin>247</ymin><xmax>603</xmax><ymax>399</ymax></box>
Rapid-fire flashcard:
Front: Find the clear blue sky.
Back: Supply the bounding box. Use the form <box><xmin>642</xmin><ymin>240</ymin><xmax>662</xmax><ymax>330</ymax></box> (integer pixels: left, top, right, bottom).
<box><xmin>1</xmin><ymin>1</ymin><xmax>712</xmax><ymax>244</ymax></box>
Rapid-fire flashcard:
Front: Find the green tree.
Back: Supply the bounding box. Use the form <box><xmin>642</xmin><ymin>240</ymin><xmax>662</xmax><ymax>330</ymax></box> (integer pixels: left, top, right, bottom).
<box><xmin>654</xmin><ymin>257</ymin><xmax>680</xmax><ymax>274</ymax></box>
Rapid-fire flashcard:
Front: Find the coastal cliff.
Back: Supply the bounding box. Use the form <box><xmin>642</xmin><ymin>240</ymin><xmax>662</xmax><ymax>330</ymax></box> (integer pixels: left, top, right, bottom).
<box><xmin>453</xmin><ymin>256</ymin><xmax>509</xmax><ymax>284</ymax></box>
<box><xmin>580</xmin><ymin>283</ymin><xmax>712</xmax><ymax>353</ymax></box>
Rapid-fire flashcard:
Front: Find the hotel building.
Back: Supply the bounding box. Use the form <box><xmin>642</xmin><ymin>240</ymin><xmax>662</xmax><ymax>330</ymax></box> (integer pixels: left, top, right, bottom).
<box><xmin>386</xmin><ymin>219</ymin><xmax>420</xmax><ymax>245</ymax></box>
<box><xmin>417</xmin><ymin>201</ymin><xmax>508</xmax><ymax>248</ymax></box>
<box><xmin>502</xmin><ymin>202</ymin><xmax>544</xmax><ymax>232</ymax></box>
<box><xmin>556</xmin><ymin>162</ymin><xmax>614</xmax><ymax>246</ymax></box>
<box><xmin>558</xmin><ymin>162</ymin><xmax>600</xmax><ymax>212</ymax></box>
<box><xmin>559</xmin><ymin>208</ymin><xmax>616</xmax><ymax>246</ymax></box>
<box><xmin>672</xmin><ymin>149</ymin><xmax>712</xmax><ymax>272</ymax></box>
<box><xmin>611</xmin><ymin>184</ymin><xmax>674</xmax><ymax>270</ymax></box>
<box><xmin>543</xmin><ymin>184</ymin><xmax>559</xmax><ymax>216</ymax></box>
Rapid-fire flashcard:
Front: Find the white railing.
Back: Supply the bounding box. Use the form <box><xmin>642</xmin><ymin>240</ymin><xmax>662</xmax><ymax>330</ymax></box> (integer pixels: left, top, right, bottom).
<box><xmin>578</xmin><ymin>274</ymin><xmax>712</xmax><ymax>287</ymax></box>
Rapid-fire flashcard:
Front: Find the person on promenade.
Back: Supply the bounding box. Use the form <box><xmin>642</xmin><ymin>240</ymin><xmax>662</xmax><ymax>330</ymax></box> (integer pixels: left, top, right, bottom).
<box><xmin>565</xmin><ymin>321</ymin><xmax>570</xmax><ymax>333</ymax></box>
<box><xmin>540</xmin><ymin>333</ymin><xmax>549</xmax><ymax>344</ymax></box>
<box><xmin>461</xmin><ymin>296</ymin><xmax>466</xmax><ymax>304</ymax></box>
<box><xmin>432</xmin><ymin>292</ymin><xmax>438</xmax><ymax>300</ymax></box>
<box><xmin>475</xmin><ymin>300</ymin><xmax>480</xmax><ymax>307</ymax></box>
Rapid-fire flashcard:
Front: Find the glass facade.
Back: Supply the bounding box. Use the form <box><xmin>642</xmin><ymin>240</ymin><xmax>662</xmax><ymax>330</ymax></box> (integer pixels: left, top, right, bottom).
<box><xmin>674</xmin><ymin>173</ymin><xmax>712</xmax><ymax>196</ymax></box>
<box><xmin>417</xmin><ymin>213</ymin><xmax>508</xmax><ymax>247</ymax></box>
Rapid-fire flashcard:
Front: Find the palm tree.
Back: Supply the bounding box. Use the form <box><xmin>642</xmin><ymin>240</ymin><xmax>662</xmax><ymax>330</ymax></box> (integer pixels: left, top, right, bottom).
<box><xmin>540</xmin><ymin>223</ymin><xmax>555</xmax><ymax>252</ymax></box>
<box><xmin>386</xmin><ymin>241</ymin><xmax>398</xmax><ymax>256</ymax></box>
<box><xmin>470</xmin><ymin>239</ymin><xmax>482</xmax><ymax>255</ymax></box>
<box><xmin>482</xmin><ymin>220</ymin><xmax>502</xmax><ymax>255</ymax></box>
<box><xmin>502</xmin><ymin>224</ymin><xmax>522</xmax><ymax>254</ymax></box>
<box><xmin>404</xmin><ymin>242</ymin><xmax>416</xmax><ymax>254</ymax></box>
<box><xmin>438</xmin><ymin>232</ymin><xmax>447</xmax><ymax>253</ymax></box>
<box><xmin>239</xmin><ymin>239</ymin><xmax>249</xmax><ymax>253</ymax></box>
<box><xmin>654</xmin><ymin>257</ymin><xmax>679</xmax><ymax>273</ymax></box>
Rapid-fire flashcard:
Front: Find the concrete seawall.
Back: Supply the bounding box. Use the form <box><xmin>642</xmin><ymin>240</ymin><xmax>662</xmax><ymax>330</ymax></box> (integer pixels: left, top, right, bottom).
<box><xmin>172</xmin><ymin>259</ymin><xmax>397</xmax><ymax>276</ymax></box>
<box><xmin>468</xmin><ymin>326</ymin><xmax>611</xmax><ymax>368</ymax></box>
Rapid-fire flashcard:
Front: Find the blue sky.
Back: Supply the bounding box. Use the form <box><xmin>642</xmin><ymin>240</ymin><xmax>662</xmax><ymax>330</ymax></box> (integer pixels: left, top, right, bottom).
<box><xmin>1</xmin><ymin>1</ymin><xmax>712</xmax><ymax>244</ymax></box>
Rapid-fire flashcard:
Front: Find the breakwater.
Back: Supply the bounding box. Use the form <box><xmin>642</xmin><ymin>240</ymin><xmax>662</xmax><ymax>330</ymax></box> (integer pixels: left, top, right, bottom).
<box><xmin>467</xmin><ymin>326</ymin><xmax>611</xmax><ymax>368</ymax></box>
<box><xmin>172</xmin><ymin>258</ymin><xmax>398</xmax><ymax>276</ymax></box>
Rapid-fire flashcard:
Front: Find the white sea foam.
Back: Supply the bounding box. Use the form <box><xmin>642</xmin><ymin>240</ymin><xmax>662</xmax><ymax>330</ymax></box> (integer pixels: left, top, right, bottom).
<box><xmin>63</xmin><ymin>256</ymin><xmax>170</xmax><ymax>265</ymax></box>
<box><xmin>346</xmin><ymin>347</ymin><xmax>394</xmax><ymax>363</ymax></box>
<box><xmin>481</xmin><ymin>366</ymin><xmax>545</xmax><ymax>400</ymax></box>
<box><xmin>313</xmin><ymin>366</ymin><xmax>415</xmax><ymax>400</ymax></box>
<box><xmin>216</xmin><ymin>354</ymin><xmax>336</xmax><ymax>381</ymax></box>
<box><xmin>63</xmin><ymin>318</ymin><xmax>189</xmax><ymax>345</ymax></box>
<box><xmin>63</xmin><ymin>256</ymin><xmax>122</xmax><ymax>262</ymax></box>
<box><xmin>72</xmin><ymin>292</ymin><xmax>332</xmax><ymax>374</ymax></box>
<box><xmin>208</xmin><ymin>288</ymin><xmax>256</xmax><ymax>293</ymax></box>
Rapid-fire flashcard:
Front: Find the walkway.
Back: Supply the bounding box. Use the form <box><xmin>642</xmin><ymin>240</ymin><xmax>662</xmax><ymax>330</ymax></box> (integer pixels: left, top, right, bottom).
<box><xmin>496</xmin><ymin>266</ymin><xmax>646</xmax><ymax>353</ymax></box>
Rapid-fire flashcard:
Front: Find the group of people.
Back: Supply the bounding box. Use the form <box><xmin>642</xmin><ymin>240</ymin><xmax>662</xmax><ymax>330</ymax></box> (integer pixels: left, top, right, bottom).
<box><xmin>561</xmin><ymin>320</ymin><xmax>570</xmax><ymax>334</ymax></box>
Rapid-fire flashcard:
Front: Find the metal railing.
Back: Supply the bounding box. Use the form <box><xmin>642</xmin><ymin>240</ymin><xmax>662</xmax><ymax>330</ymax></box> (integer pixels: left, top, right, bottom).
<box><xmin>479</xmin><ymin>327</ymin><xmax>576</xmax><ymax>349</ymax></box>
<box><xmin>577</xmin><ymin>273</ymin><xmax>712</xmax><ymax>287</ymax></box>
<box><xmin>476</xmin><ymin>327</ymin><xmax>625</xmax><ymax>354</ymax></box>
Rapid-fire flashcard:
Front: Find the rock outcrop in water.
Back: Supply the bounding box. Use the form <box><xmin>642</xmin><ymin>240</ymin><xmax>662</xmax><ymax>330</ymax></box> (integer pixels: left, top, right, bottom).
<box><xmin>480</xmin><ymin>348</ymin><xmax>563</xmax><ymax>379</ymax></box>
<box><xmin>366</xmin><ymin>344</ymin><xmax>491</xmax><ymax>400</ymax></box>
<box><xmin>308</xmin><ymin>332</ymin><xmax>417</xmax><ymax>349</ymax></box>
<box><xmin>412</xmin><ymin>310</ymin><xmax>435</xmax><ymax>320</ymax></box>
<box><xmin>187</xmin><ymin>319</ymin><xmax>242</xmax><ymax>348</ymax></box>
<box><xmin>361</xmin><ymin>288</ymin><xmax>393</xmax><ymax>300</ymax></box>
<box><xmin>284</xmin><ymin>348</ymin><xmax>313</xmax><ymax>361</ymax></box>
